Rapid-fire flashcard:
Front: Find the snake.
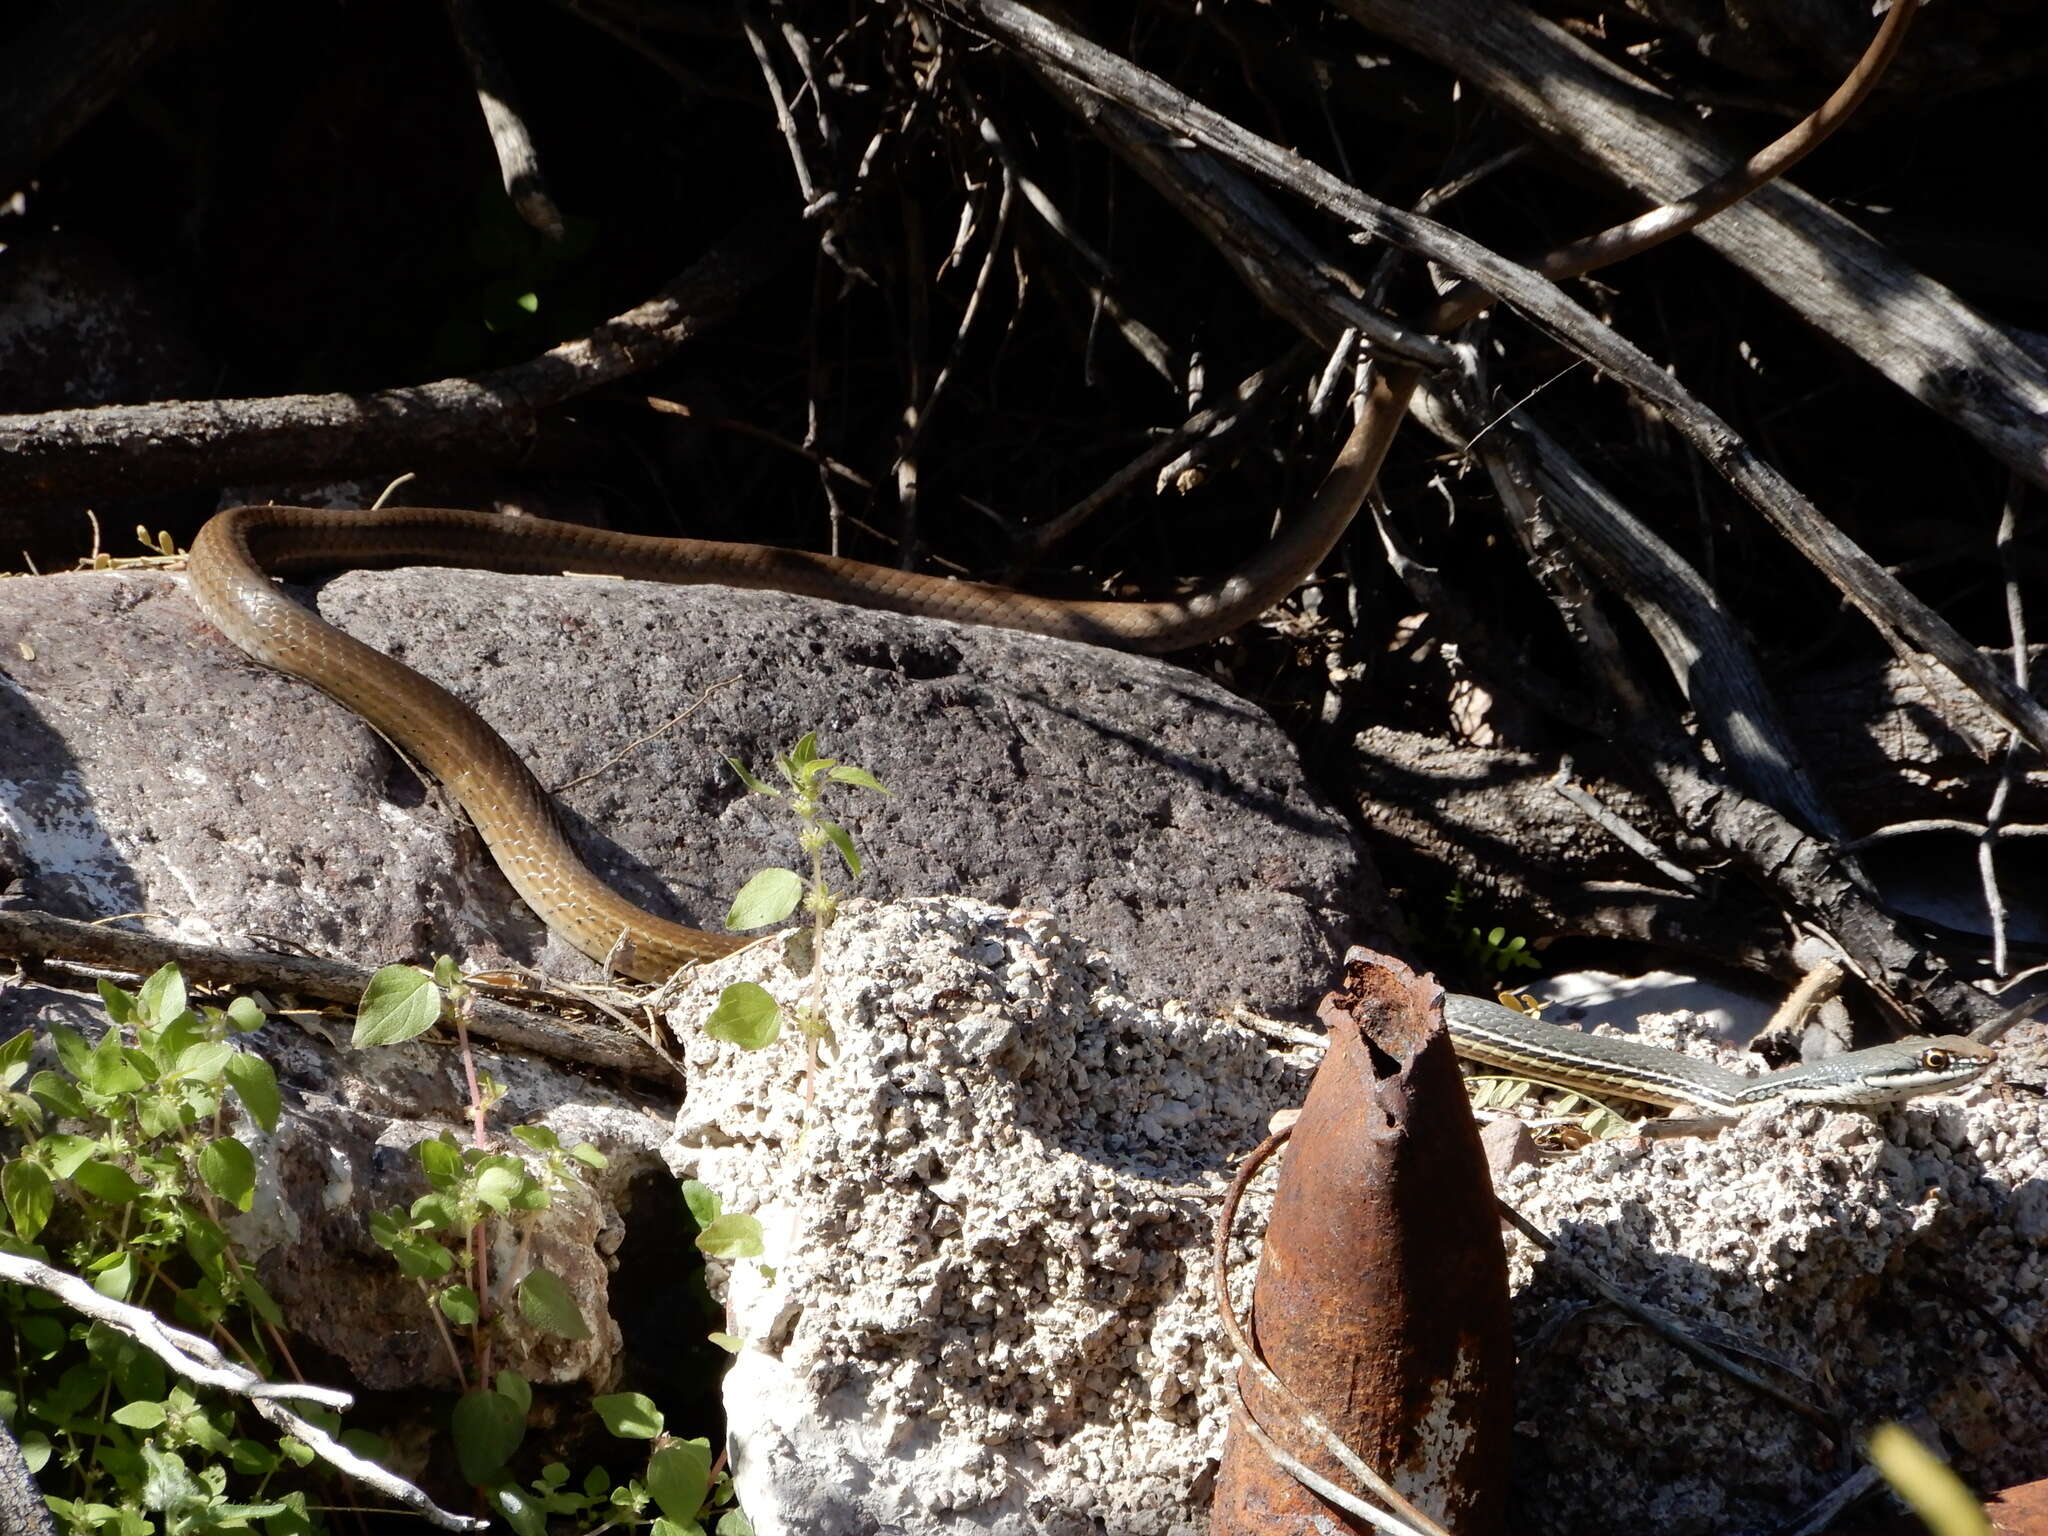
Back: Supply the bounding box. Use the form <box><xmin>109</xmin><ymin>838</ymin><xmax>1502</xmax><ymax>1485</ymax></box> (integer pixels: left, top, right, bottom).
<box><xmin>1442</xmin><ymin>995</ymin><xmax>1991</xmax><ymax>1112</ymax></box>
<box><xmin>187</xmin><ymin>498</ymin><xmax>1375</xmax><ymax>978</ymax></box>
<box><xmin>186</xmin><ymin>503</ymin><xmax>1996</xmax><ymax>1111</ymax></box>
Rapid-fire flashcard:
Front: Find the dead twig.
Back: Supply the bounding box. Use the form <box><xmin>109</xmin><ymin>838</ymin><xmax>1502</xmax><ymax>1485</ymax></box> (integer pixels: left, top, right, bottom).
<box><xmin>0</xmin><ymin>909</ymin><xmax>674</xmax><ymax>1082</ymax></box>
<box><xmin>0</xmin><ymin>1250</ymin><xmax>484</xmax><ymax>1531</ymax></box>
<box><xmin>442</xmin><ymin>0</ymin><xmax>564</xmax><ymax>238</ymax></box>
<box><xmin>0</xmin><ymin>221</ymin><xmax>798</xmax><ymax>507</ymax></box>
<box><xmin>931</xmin><ymin>0</ymin><xmax>2048</xmax><ymax>763</ymax></box>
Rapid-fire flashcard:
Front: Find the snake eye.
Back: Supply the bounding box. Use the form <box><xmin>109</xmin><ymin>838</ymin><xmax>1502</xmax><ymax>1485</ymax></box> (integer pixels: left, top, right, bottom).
<box><xmin>1920</xmin><ymin>1048</ymin><xmax>1953</xmax><ymax>1073</ymax></box>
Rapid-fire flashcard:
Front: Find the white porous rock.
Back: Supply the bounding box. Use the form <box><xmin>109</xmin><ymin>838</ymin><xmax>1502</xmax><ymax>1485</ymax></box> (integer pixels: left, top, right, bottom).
<box><xmin>661</xmin><ymin>897</ymin><xmax>1316</xmax><ymax>1536</ymax></box>
<box><xmin>1498</xmin><ymin>1018</ymin><xmax>2048</xmax><ymax>1536</ymax></box>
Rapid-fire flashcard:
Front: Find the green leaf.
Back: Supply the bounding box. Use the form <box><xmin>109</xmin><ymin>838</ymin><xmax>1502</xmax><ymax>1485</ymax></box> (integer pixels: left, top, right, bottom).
<box><xmin>0</xmin><ymin>1029</ymin><xmax>34</xmax><ymax>1088</ymax></box>
<box><xmin>786</xmin><ymin>733</ymin><xmax>820</xmax><ymax>770</ymax></box>
<box><xmin>74</xmin><ymin>1159</ymin><xmax>144</xmax><ymax>1204</ymax></box>
<box><xmin>473</xmin><ymin>1160</ymin><xmax>527</xmax><ymax>1214</ymax></box>
<box><xmin>4</xmin><ymin>1159</ymin><xmax>55</xmax><ymax>1241</ymax></box>
<box><xmin>46</xmin><ymin>1023</ymin><xmax>91</xmax><ymax>1077</ymax></box>
<box><xmin>707</xmin><ymin>1332</ymin><xmax>743</xmax><ymax>1354</ymax></box>
<box><xmin>225</xmin><ymin>996</ymin><xmax>267</xmax><ymax>1034</ymax></box>
<box><xmin>680</xmin><ymin>1179</ymin><xmax>721</xmax><ymax>1228</ymax></box>
<box><xmin>227</xmin><ymin>1438</ymin><xmax>279</xmax><ymax>1476</ymax></box>
<box><xmin>646</xmin><ymin>1440</ymin><xmax>713</xmax><ymax>1524</ymax></box>
<box><xmin>223</xmin><ymin>1052</ymin><xmax>280</xmax><ymax>1134</ymax></box>
<box><xmin>352</xmin><ymin>966</ymin><xmax>443</xmax><ymax>1047</ymax></box>
<box><xmin>134</xmin><ymin>1091</ymin><xmax>186</xmax><ymax>1140</ymax></box>
<box><xmin>516</xmin><ymin>1266</ymin><xmax>591</xmax><ymax>1340</ymax></box>
<box><xmin>184</xmin><ymin>1215</ymin><xmax>229</xmax><ymax>1280</ymax></box>
<box><xmin>695</xmin><ymin>1213</ymin><xmax>764</xmax><ymax>1260</ymax></box>
<box><xmin>417</xmin><ymin>1134</ymin><xmax>465</xmax><ymax>1190</ymax></box>
<box><xmin>111</xmin><ymin>1399</ymin><xmax>167</xmax><ymax>1429</ymax></box>
<box><xmin>411</xmin><ymin>1191</ymin><xmax>463</xmax><ymax>1230</ymax></box>
<box><xmin>494</xmin><ymin>1370</ymin><xmax>531</xmax><ymax>1416</ymax></box>
<box><xmin>724</xmin><ymin>757</ymin><xmax>778</xmax><ymax>797</ymax></box>
<box><xmin>816</xmin><ymin>818</ymin><xmax>861</xmax><ymax>880</ymax></box>
<box><xmin>716</xmin><ymin>1510</ymin><xmax>756</xmax><ymax>1536</ymax></box>
<box><xmin>493</xmin><ymin>1482</ymin><xmax>548</xmax><ymax>1536</ymax></box>
<box><xmin>704</xmin><ymin>983</ymin><xmax>781</xmax><ymax>1050</ymax></box>
<box><xmin>439</xmin><ymin>1286</ymin><xmax>480</xmax><ymax>1326</ymax></box>
<box><xmin>96</xmin><ymin>979</ymin><xmax>138</xmax><ymax>1025</ymax></box>
<box><xmin>383</xmin><ymin>1231</ymin><xmax>455</xmax><ymax>1281</ymax></box>
<box><xmin>199</xmin><ymin>1137</ymin><xmax>257</xmax><ymax>1211</ymax></box>
<box><xmin>41</xmin><ymin>1133</ymin><xmax>97</xmax><ymax>1179</ymax></box>
<box><xmin>432</xmin><ymin>955</ymin><xmax>463</xmax><ymax>989</ymax></box>
<box><xmin>82</xmin><ymin>1032</ymin><xmax>146</xmax><ymax>1096</ymax></box>
<box><xmin>91</xmin><ymin>1250</ymin><xmax>138</xmax><ymax>1301</ymax></box>
<box><xmin>592</xmin><ymin>1392</ymin><xmax>663</xmax><ymax>1440</ymax></box>
<box><xmin>653</xmin><ymin>1520</ymin><xmax>705</xmax><ymax>1536</ymax></box>
<box><xmin>452</xmin><ymin>1388</ymin><xmax>526</xmax><ymax>1486</ymax></box>
<box><xmin>171</xmin><ymin>1041</ymin><xmax>235</xmax><ymax>1084</ymax></box>
<box><xmin>152</xmin><ymin>1011</ymin><xmax>202</xmax><ymax>1062</ymax></box>
<box><xmin>725</xmin><ymin>868</ymin><xmax>803</xmax><ymax>931</ymax></box>
<box><xmin>239</xmin><ymin>1270</ymin><xmax>284</xmax><ymax>1327</ymax></box>
<box><xmin>28</xmin><ymin>1072</ymin><xmax>88</xmax><ymax>1121</ymax></box>
<box><xmin>570</xmin><ymin>1142</ymin><xmax>607</xmax><ymax>1169</ymax></box>
<box><xmin>508</xmin><ymin>1125</ymin><xmax>559</xmax><ymax>1152</ymax></box>
<box><xmin>137</xmin><ymin>964</ymin><xmax>188</xmax><ymax>1029</ymax></box>
<box><xmin>825</xmin><ymin>764</ymin><xmax>890</xmax><ymax>795</ymax></box>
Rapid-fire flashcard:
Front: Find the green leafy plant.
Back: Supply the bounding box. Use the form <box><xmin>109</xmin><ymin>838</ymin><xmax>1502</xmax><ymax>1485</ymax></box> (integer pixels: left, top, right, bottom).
<box><xmin>352</xmin><ymin>958</ymin><xmax>745</xmax><ymax>1534</ymax></box>
<box><xmin>488</xmin><ymin>1390</ymin><xmax>751</xmax><ymax>1536</ymax></box>
<box><xmin>1440</xmin><ymin>885</ymin><xmax>1542</xmax><ymax>977</ymax></box>
<box><xmin>708</xmin><ymin>734</ymin><xmax>891</xmax><ymax>1077</ymax></box>
<box><xmin>0</xmin><ymin>965</ymin><xmax>341</xmax><ymax>1535</ymax></box>
<box><xmin>680</xmin><ymin>1181</ymin><xmax>761</xmax><ymax>1272</ymax></box>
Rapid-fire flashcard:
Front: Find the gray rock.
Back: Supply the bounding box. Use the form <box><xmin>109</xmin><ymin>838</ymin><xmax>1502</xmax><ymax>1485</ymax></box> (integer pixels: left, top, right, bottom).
<box><xmin>1496</xmin><ymin>1021</ymin><xmax>2048</xmax><ymax>1535</ymax></box>
<box><xmin>0</xmin><ymin>563</ymin><xmax>1381</xmax><ymax>1016</ymax></box>
<box><xmin>664</xmin><ymin>897</ymin><xmax>1321</xmax><ymax>1536</ymax></box>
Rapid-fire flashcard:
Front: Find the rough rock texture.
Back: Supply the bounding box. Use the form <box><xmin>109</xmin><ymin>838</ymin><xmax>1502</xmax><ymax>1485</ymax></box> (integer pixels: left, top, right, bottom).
<box><xmin>663</xmin><ymin>897</ymin><xmax>1318</xmax><ymax>1536</ymax></box>
<box><xmin>1498</xmin><ymin>1018</ymin><xmax>2048</xmax><ymax>1536</ymax></box>
<box><xmin>0</xmin><ymin>562</ymin><xmax>1381</xmax><ymax>1019</ymax></box>
<box><xmin>666</xmin><ymin>904</ymin><xmax>2038</xmax><ymax>1535</ymax></box>
<box><xmin>228</xmin><ymin>1022</ymin><xmax>670</xmax><ymax>1394</ymax></box>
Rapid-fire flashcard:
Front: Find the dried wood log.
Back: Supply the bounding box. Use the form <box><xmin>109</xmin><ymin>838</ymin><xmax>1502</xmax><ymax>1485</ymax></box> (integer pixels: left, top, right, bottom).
<box><xmin>1336</xmin><ymin>0</ymin><xmax>2048</xmax><ymax>491</ymax></box>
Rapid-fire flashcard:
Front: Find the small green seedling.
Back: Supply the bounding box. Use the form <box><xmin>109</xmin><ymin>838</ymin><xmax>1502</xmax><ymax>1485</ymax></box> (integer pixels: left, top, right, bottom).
<box><xmin>350</xmin><ymin>958</ymin><xmax>745</xmax><ymax>1534</ymax></box>
<box><xmin>709</xmin><ymin>734</ymin><xmax>890</xmax><ymax>1078</ymax></box>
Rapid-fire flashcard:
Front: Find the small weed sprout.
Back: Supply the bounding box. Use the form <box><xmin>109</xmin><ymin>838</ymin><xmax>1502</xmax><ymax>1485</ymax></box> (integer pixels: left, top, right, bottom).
<box><xmin>0</xmin><ymin>964</ymin><xmax>345</xmax><ymax>1535</ymax></box>
<box><xmin>1441</xmin><ymin>885</ymin><xmax>1542</xmax><ymax>977</ymax></box>
<box><xmin>351</xmin><ymin>957</ymin><xmax>750</xmax><ymax>1535</ymax></box>
<box><xmin>706</xmin><ymin>733</ymin><xmax>890</xmax><ymax>1085</ymax></box>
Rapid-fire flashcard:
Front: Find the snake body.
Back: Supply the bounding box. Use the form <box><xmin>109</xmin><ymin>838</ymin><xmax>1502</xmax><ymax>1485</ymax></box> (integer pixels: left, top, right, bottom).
<box><xmin>187</xmin><ymin>499</ymin><xmax>1365</xmax><ymax>979</ymax></box>
<box><xmin>1442</xmin><ymin>995</ymin><xmax>1991</xmax><ymax>1111</ymax></box>
<box><xmin>187</xmin><ymin>503</ymin><xmax>1995</xmax><ymax>1109</ymax></box>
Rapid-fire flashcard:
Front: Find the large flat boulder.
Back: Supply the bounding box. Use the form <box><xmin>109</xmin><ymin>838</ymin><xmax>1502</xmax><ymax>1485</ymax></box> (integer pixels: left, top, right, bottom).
<box><xmin>0</xmin><ymin>562</ymin><xmax>1383</xmax><ymax>1016</ymax></box>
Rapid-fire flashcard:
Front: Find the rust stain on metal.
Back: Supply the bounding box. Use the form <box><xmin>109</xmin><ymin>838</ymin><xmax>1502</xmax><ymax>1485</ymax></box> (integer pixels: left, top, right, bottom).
<box><xmin>1210</xmin><ymin>948</ymin><xmax>1513</xmax><ymax>1534</ymax></box>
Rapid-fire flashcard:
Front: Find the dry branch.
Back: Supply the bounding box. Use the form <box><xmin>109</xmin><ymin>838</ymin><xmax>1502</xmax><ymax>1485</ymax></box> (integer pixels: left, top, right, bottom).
<box><xmin>1337</xmin><ymin>0</ymin><xmax>2048</xmax><ymax>491</ymax></box>
<box><xmin>928</xmin><ymin>0</ymin><xmax>2048</xmax><ymax>763</ymax></box>
<box><xmin>0</xmin><ymin>221</ymin><xmax>797</xmax><ymax>509</ymax></box>
<box><xmin>443</xmin><ymin>0</ymin><xmax>565</xmax><ymax>239</ymax></box>
<box><xmin>0</xmin><ymin>909</ymin><xmax>673</xmax><ymax>1082</ymax></box>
